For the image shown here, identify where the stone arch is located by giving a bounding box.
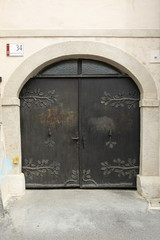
[2,41,158,99]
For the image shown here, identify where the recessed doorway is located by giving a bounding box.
[20,59,140,188]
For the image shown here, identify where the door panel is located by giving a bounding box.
[20,78,79,188]
[80,78,140,188]
[20,76,140,189]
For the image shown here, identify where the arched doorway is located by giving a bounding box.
[20,59,140,189]
[1,41,159,203]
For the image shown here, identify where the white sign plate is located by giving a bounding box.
[150,50,160,63]
[7,44,24,56]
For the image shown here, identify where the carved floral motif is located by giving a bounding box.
[101,91,139,109]
[23,158,60,180]
[64,169,97,186]
[106,138,117,149]
[64,170,79,186]
[101,158,138,179]
[20,88,58,108]
[44,138,55,149]
[82,169,97,185]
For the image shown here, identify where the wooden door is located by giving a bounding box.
[20,59,140,189]
[20,78,79,188]
[80,77,140,188]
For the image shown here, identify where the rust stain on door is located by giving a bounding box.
[38,106,77,127]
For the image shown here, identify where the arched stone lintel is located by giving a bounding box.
[2,41,158,100]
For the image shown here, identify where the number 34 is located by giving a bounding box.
[16,44,23,51]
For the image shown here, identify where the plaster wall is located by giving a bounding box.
[0,0,160,29]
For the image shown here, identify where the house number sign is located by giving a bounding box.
[7,43,24,56]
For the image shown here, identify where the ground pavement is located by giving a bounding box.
[0,190,160,240]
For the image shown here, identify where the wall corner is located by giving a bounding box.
[137,175,160,199]
[1,173,25,207]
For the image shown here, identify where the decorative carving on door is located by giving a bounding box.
[44,138,55,149]
[101,91,139,109]
[20,88,58,108]
[65,169,97,186]
[82,169,97,185]
[101,158,138,179]
[64,170,79,186]
[23,158,60,180]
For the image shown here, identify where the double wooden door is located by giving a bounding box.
[20,77,140,188]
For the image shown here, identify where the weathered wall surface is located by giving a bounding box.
[0,0,160,29]
[0,0,160,205]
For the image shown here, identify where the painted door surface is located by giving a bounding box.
[20,78,79,188]
[80,78,140,188]
[20,72,140,188]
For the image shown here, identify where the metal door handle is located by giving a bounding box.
[72,137,79,141]
[48,128,52,137]
[108,129,112,137]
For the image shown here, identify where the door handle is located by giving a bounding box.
[108,129,112,137]
[72,137,79,141]
[48,128,52,137]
